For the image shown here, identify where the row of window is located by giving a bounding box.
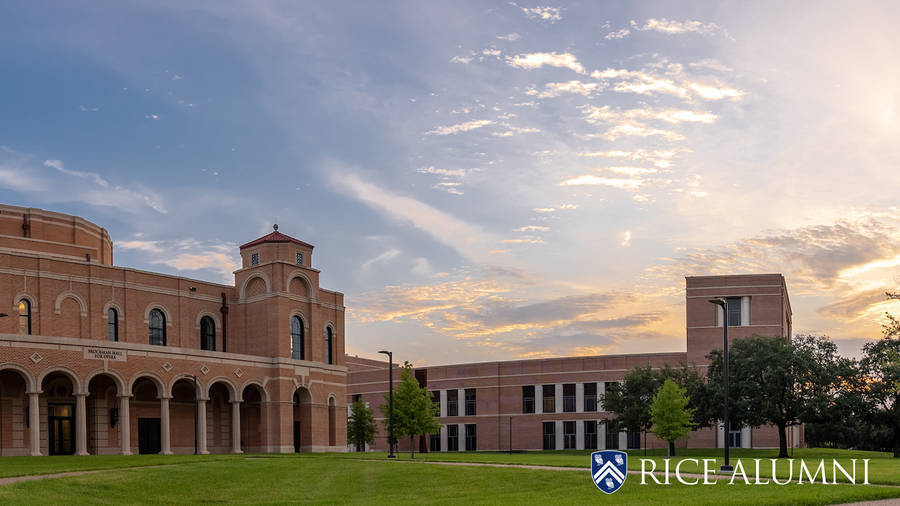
[17,298,334,364]
[249,251,304,266]
[428,424,477,452]
[430,388,476,417]
[542,421,640,450]
[522,382,604,414]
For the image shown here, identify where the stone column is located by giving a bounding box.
[28,391,41,456]
[598,421,607,450]
[75,393,88,456]
[554,420,564,450]
[554,384,563,414]
[439,390,447,418]
[575,383,584,414]
[119,395,132,455]
[160,396,172,455]
[576,420,585,450]
[534,385,542,415]
[231,400,243,454]
[197,399,209,454]
[618,431,628,450]
[439,425,447,452]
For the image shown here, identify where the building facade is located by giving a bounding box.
[0,204,347,456]
[347,274,798,452]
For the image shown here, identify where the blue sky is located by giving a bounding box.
[2,1,900,365]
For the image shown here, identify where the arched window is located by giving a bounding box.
[290,316,304,360]
[107,308,118,342]
[325,326,333,365]
[200,316,216,351]
[149,308,166,346]
[18,299,31,335]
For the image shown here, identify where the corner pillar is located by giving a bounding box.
[231,400,243,454]
[119,394,132,455]
[159,396,173,455]
[75,393,88,456]
[198,398,209,454]
[27,391,41,456]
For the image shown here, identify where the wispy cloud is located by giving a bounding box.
[426,119,494,135]
[507,52,586,74]
[631,18,731,39]
[559,175,644,189]
[527,80,600,98]
[518,5,562,22]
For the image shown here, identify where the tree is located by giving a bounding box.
[705,334,846,458]
[650,379,695,457]
[860,292,900,457]
[347,398,376,452]
[379,363,441,459]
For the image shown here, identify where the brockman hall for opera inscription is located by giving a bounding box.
[0,204,346,456]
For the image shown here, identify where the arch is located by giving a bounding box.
[200,315,216,351]
[102,301,125,321]
[294,385,313,404]
[194,311,221,330]
[37,365,84,394]
[327,393,338,405]
[206,377,238,402]
[54,290,88,316]
[324,323,335,365]
[167,373,205,399]
[285,270,316,298]
[290,314,305,360]
[239,272,271,300]
[148,308,166,346]
[239,380,269,402]
[85,369,126,396]
[11,292,37,313]
[0,362,37,392]
[128,371,167,398]
[143,303,173,326]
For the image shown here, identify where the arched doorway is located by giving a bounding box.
[170,377,198,454]
[131,376,163,454]
[328,396,336,447]
[207,381,235,454]
[41,372,78,455]
[240,384,266,453]
[0,369,31,456]
[292,387,312,452]
[86,374,122,455]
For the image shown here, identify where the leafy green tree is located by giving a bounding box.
[379,363,441,458]
[861,292,900,457]
[347,398,376,452]
[705,334,846,458]
[650,379,696,457]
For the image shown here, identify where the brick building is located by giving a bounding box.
[0,204,347,456]
[347,274,798,452]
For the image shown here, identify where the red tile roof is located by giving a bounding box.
[240,228,314,250]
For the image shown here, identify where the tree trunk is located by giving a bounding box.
[893,429,899,458]
[668,441,675,457]
[410,436,415,459]
[777,423,789,459]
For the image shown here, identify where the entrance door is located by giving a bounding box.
[48,403,76,455]
[293,421,301,452]
[138,418,161,454]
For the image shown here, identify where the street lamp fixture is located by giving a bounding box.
[378,350,396,459]
[708,297,734,473]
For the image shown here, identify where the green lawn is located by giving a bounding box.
[0,452,897,505]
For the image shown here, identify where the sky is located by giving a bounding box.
[2,1,900,366]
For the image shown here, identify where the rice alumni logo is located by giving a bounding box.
[591,450,628,494]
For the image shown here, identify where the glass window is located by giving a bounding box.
[563,421,576,449]
[107,308,118,342]
[605,421,619,449]
[429,433,441,452]
[18,299,31,335]
[464,388,476,416]
[325,326,334,364]
[447,425,459,451]
[563,384,576,413]
[431,390,440,415]
[627,430,641,449]
[465,423,476,451]
[542,385,555,413]
[584,421,598,450]
[584,383,597,412]
[729,430,742,448]
[351,394,361,403]
[542,421,555,450]
[200,316,215,351]
[522,385,535,414]
[296,252,303,266]
[726,297,742,327]
[149,309,166,346]
[447,390,458,416]
[291,316,304,360]
[250,252,259,265]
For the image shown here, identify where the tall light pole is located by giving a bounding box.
[708,298,734,473]
[378,350,396,458]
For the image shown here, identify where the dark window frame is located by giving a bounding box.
[325,326,334,364]
[149,308,166,346]
[291,316,305,360]
[583,382,597,412]
[447,425,459,451]
[464,388,476,416]
[563,421,576,449]
[200,316,216,351]
[584,420,598,450]
[726,296,742,327]
[562,383,576,413]
[250,252,259,265]
[18,299,31,335]
[542,421,555,450]
[107,308,118,342]
[522,385,535,414]
[542,384,555,413]
[464,423,477,451]
[447,390,458,417]
[296,252,303,266]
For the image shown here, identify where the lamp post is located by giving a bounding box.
[708,298,734,473]
[378,350,396,458]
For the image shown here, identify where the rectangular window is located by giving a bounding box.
[351,394,361,403]
[465,424,477,451]
[431,390,440,415]
[583,383,597,412]
[522,385,535,414]
[447,425,459,451]
[447,390,458,417]
[605,421,619,449]
[429,432,441,452]
[563,421,576,449]
[296,252,303,265]
[627,430,641,449]
[726,296,742,327]
[562,384,576,413]
[542,421,556,450]
[584,421,598,450]
[729,430,742,448]
[250,252,259,265]
[464,388,476,416]
[542,385,555,413]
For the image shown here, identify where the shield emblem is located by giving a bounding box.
[591,450,627,494]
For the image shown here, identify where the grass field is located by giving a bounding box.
[0,451,897,505]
